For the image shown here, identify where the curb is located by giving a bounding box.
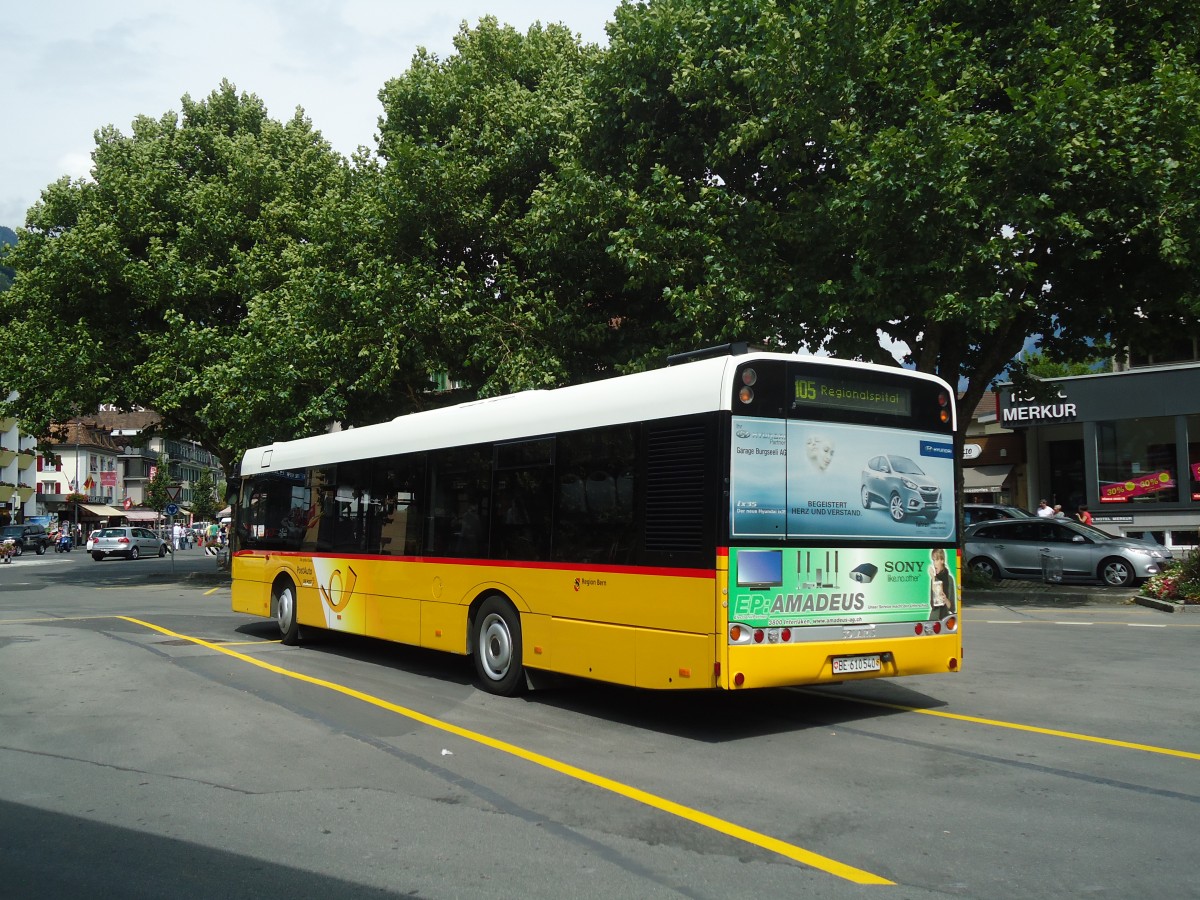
[963,585,1139,606]
[1133,595,1198,614]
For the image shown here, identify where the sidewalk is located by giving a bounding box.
[963,579,1140,607]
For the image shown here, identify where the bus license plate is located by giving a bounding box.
[832,655,881,675]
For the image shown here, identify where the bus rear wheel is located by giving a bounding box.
[473,596,525,696]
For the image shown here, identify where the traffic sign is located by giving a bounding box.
[167,484,183,502]
[165,503,179,517]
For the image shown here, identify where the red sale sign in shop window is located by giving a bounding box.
[1100,471,1175,502]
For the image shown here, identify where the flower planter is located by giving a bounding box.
[16,451,35,470]
[0,449,16,467]
[0,417,16,432]
[16,486,34,503]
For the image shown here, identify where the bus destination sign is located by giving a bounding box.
[792,375,911,417]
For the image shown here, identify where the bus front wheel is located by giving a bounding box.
[473,596,525,696]
[274,580,301,645]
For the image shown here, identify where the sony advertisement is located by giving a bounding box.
[730,417,956,542]
[729,546,958,628]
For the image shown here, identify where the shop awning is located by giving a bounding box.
[963,464,1013,491]
[123,509,161,521]
[81,503,127,518]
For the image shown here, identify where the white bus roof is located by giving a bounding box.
[243,352,953,474]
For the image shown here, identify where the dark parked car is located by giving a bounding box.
[963,503,1033,526]
[91,527,172,561]
[0,523,50,555]
[964,518,1172,587]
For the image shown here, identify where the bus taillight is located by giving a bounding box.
[739,368,757,404]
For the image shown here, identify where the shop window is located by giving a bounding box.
[1186,415,1200,503]
[1096,418,1179,505]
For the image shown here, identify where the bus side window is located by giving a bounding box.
[427,446,490,559]
[492,438,555,562]
[375,454,426,556]
[553,425,638,565]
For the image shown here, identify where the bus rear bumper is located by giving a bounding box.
[723,634,961,690]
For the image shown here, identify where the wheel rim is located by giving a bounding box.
[1104,561,1130,586]
[130,547,139,559]
[277,587,295,633]
[479,612,513,682]
[889,495,905,522]
[860,486,871,508]
[972,560,995,580]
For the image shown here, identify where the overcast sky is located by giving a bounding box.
[2,1,618,230]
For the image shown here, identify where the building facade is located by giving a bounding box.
[2,405,224,527]
[0,412,38,525]
[998,362,1200,552]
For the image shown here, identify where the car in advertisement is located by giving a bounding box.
[860,454,942,523]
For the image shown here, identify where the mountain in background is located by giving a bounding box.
[0,225,15,290]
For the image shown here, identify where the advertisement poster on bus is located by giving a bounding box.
[729,546,958,628]
[730,417,956,542]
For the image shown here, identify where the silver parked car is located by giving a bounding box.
[91,526,172,561]
[964,518,1172,587]
[962,503,1033,526]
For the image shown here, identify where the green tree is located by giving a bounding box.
[189,469,221,523]
[145,457,173,514]
[529,0,1200,419]
[369,18,602,395]
[0,82,367,471]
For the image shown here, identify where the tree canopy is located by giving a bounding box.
[0,82,356,471]
[1,3,1197,468]
[535,0,1200,420]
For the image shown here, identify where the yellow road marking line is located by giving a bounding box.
[0,615,121,624]
[119,615,892,885]
[826,694,1200,761]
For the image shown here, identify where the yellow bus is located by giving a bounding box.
[231,346,961,695]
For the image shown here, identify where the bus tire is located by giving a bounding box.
[275,579,302,645]
[473,596,525,696]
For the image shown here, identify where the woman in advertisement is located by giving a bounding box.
[929,547,956,620]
